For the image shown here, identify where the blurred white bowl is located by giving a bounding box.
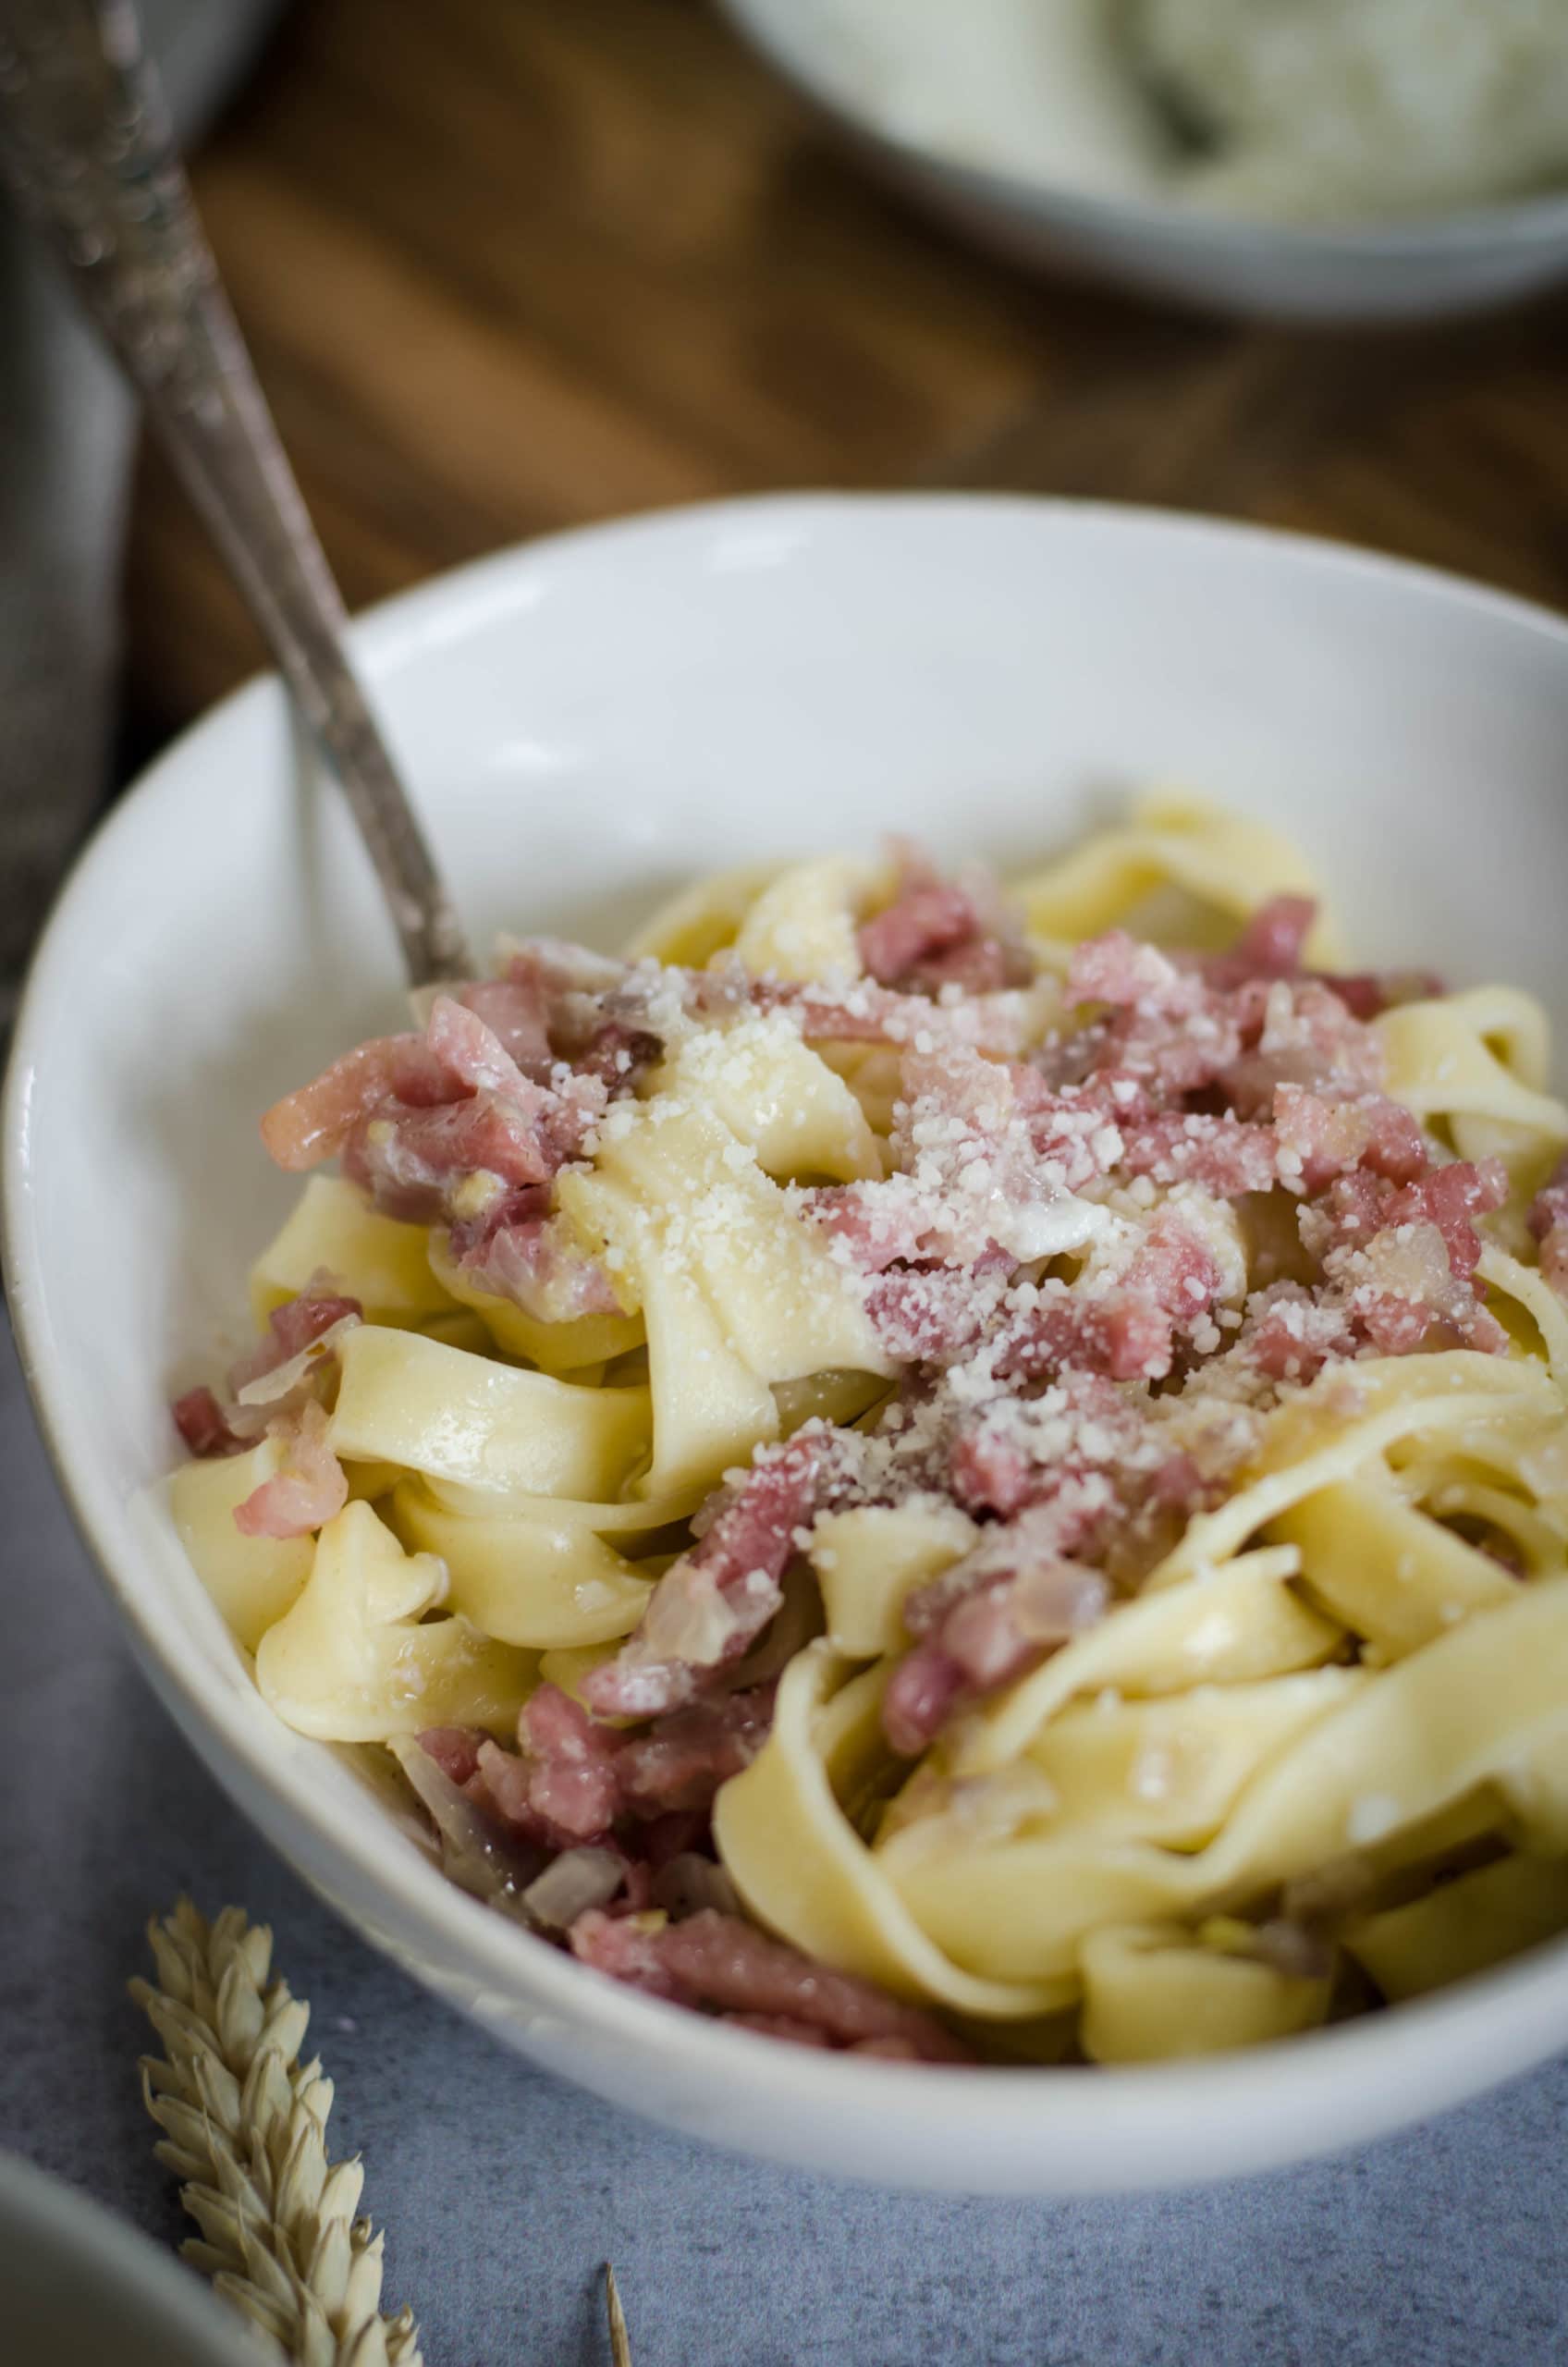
[720,0,1568,323]
[11,495,1568,2194]
[4,2154,251,2367]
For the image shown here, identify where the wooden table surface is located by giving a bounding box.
[126,0,1568,745]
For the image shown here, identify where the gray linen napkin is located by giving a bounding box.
[0,0,280,1025]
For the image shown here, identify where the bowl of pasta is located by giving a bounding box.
[11,493,1568,2194]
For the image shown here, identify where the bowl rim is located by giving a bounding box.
[12,488,1568,2189]
[717,0,1568,259]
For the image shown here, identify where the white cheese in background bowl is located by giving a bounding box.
[784,0,1175,202]
[1138,0,1568,225]
[720,0,1568,322]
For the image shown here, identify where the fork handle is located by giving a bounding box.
[0,0,472,987]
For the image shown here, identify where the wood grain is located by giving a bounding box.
[124,0,1568,742]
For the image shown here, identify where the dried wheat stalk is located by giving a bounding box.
[605,2263,632,2367]
[129,1898,422,2367]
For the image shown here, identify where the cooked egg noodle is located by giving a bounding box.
[173,800,1568,2059]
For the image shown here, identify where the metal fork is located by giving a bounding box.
[0,0,472,987]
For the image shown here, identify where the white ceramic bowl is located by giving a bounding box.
[719,0,1568,324]
[3,2153,252,2367]
[11,495,1568,2195]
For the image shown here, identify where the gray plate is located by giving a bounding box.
[3,2152,251,2367]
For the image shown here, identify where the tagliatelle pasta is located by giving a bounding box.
[327,1326,654,1499]
[170,1441,316,1652]
[253,1498,538,1742]
[168,793,1568,2067]
[388,1478,657,1650]
[1014,792,1340,964]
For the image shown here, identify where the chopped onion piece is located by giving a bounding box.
[1249,1919,1333,1981]
[521,1846,627,1931]
[387,1734,542,1907]
[651,1853,742,1922]
[235,1316,359,1406]
[720,1565,822,1692]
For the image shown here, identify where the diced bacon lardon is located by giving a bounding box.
[1196,897,1442,1019]
[341,1073,603,1222]
[575,1021,664,1094]
[1283,1157,1510,1361]
[447,975,554,1077]
[570,1908,972,2061]
[583,1432,839,1719]
[504,934,630,1007]
[948,1425,1036,1519]
[425,994,541,1102]
[902,1486,1114,1652]
[863,1263,996,1367]
[430,1682,777,1855]
[227,1283,361,1397]
[173,1281,361,1478]
[1273,1085,1428,1194]
[262,981,608,1240]
[1403,1159,1510,1282]
[1045,945,1386,1117]
[1311,967,1444,1021]
[756,975,1039,1059]
[1119,1111,1278,1196]
[474,1685,625,1851]
[858,880,982,988]
[1200,894,1317,987]
[1321,1158,1507,1282]
[912,935,1012,996]
[1529,1150,1568,1297]
[232,1401,348,1539]
[1067,928,1200,1017]
[1528,1149,1568,1245]
[947,1373,1134,1518]
[881,1423,1218,1753]
[172,1385,241,1458]
[1219,979,1385,1116]
[885,1527,1110,1756]
[419,1726,484,1787]
[1240,1285,1358,1385]
[615,1686,778,1817]
[893,1046,1115,1263]
[259,1033,453,1171]
[804,1178,933,1273]
[448,1203,623,1319]
[996,1218,1224,1385]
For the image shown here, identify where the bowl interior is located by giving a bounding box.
[14,494,1568,2191]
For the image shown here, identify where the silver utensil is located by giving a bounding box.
[0,0,472,987]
